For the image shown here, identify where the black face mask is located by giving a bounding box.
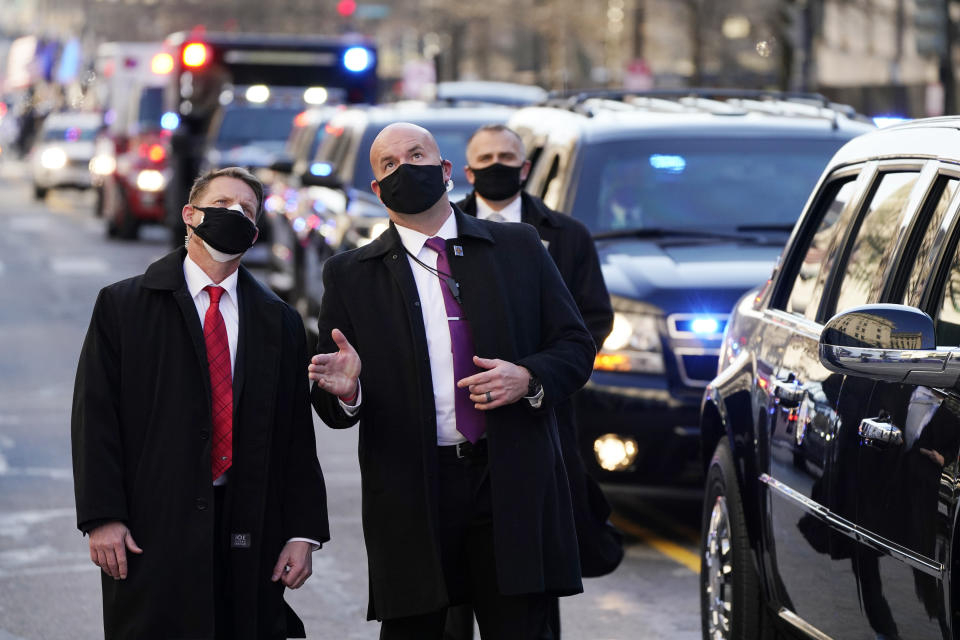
[188,206,258,260]
[470,163,523,201]
[376,163,446,215]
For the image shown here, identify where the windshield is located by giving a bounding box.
[43,126,99,142]
[215,107,300,146]
[570,137,850,234]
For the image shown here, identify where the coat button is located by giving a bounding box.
[392,254,398,260]
[414,301,420,307]
[200,431,209,440]
[195,498,207,511]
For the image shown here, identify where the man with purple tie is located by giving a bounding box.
[308,123,595,640]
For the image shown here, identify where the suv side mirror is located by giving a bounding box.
[300,161,341,188]
[818,303,960,387]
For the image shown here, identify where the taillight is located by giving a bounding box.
[148,144,165,163]
[182,42,208,68]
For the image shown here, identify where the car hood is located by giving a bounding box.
[597,237,782,313]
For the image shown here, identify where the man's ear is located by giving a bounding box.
[442,157,453,182]
[464,166,475,185]
[370,179,381,198]
[520,160,532,182]
[181,204,196,227]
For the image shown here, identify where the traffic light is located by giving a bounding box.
[337,0,356,17]
[915,0,947,56]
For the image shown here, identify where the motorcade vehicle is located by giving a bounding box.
[266,102,513,322]
[699,115,960,640]
[508,89,875,497]
[160,30,378,246]
[88,41,171,238]
[31,111,103,199]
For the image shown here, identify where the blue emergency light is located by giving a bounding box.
[342,47,373,73]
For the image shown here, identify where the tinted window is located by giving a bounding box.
[936,245,960,346]
[900,178,958,305]
[783,178,859,319]
[571,137,850,234]
[137,87,164,130]
[832,172,919,315]
[216,107,300,145]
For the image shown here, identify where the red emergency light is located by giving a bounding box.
[182,43,208,68]
[337,0,356,16]
[148,144,166,163]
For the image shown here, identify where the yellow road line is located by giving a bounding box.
[610,513,701,574]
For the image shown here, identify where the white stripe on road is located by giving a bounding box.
[49,257,109,276]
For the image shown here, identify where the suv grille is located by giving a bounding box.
[674,350,721,387]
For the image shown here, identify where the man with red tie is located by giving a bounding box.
[309,123,595,639]
[72,167,329,639]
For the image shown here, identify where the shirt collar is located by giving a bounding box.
[476,193,523,223]
[183,254,239,303]
[394,208,459,256]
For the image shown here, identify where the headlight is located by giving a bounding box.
[89,154,116,175]
[40,147,67,170]
[136,169,165,192]
[594,307,664,374]
[594,434,638,471]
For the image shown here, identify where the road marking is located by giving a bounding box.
[49,257,109,276]
[611,513,700,574]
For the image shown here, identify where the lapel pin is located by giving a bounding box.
[453,245,464,256]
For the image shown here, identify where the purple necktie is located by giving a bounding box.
[424,237,486,443]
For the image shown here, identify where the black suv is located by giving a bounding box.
[509,90,874,495]
[700,117,960,639]
[265,102,513,323]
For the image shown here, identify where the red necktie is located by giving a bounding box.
[424,237,486,443]
[204,285,233,480]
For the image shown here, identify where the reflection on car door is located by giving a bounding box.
[760,175,868,637]
[847,180,960,638]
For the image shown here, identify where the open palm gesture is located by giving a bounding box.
[308,328,362,398]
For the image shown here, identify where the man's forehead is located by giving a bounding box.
[204,176,257,203]
[469,129,523,154]
[371,124,437,160]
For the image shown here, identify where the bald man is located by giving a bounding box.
[308,123,595,639]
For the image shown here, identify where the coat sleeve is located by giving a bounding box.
[515,228,596,411]
[282,309,330,544]
[570,224,613,350]
[310,255,361,429]
[71,288,128,532]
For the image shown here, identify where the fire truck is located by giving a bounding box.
[160,31,378,246]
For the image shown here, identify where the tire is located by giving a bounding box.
[700,439,766,640]
[114,184,139,240]
[33,185,47,200]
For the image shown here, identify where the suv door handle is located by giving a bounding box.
[771,376,804,408]
[859,417,903,447]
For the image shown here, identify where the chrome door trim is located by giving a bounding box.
[762,308,822,341]
[760,473,944,578]
[777,608,834,640]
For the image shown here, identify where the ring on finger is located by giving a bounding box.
[485,391,493,403]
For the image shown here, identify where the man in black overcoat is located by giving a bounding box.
[449,126,623,638]
[72,167,329,640]
[308,123,595,639]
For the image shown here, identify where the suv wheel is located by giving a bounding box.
[700,440,765,640]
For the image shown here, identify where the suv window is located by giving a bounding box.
[570,137,847,234]
[782,178,860,319]
[831,171,920,315]
[900,178,959,306]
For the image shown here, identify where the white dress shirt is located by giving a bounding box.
[183,256,320,550]
[476,193,523,224]
[394,211,466,445]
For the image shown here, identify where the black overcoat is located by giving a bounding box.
[311,207,596,620]
[459,191,623,577]
[72,248,329,640]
